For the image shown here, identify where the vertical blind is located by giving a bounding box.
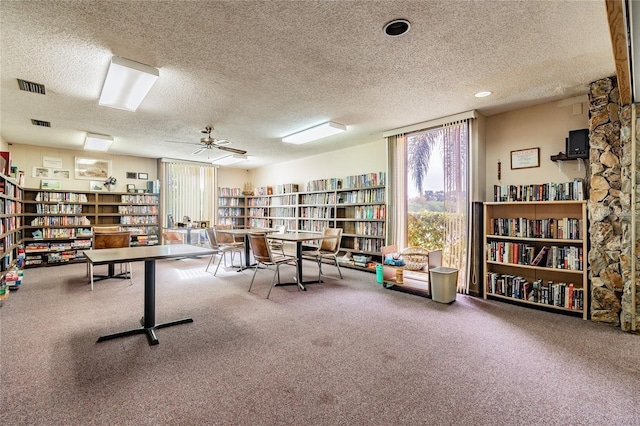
[163,161,217,225]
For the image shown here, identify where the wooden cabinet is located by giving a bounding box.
[483,201,588,319]
[22,189,159,267]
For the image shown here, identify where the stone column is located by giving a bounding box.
[588,76,625,325]
[619,105,640,331]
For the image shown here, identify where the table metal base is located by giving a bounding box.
[97,316,193,346]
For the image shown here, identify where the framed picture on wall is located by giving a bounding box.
[33,167,51,178]
[89,181,104,191]
[51,169,71,179]
[510,147,540,169]
[138,172,148,180]
[40,180,61,190]
[126,172,137,179]
[75,157,111,180]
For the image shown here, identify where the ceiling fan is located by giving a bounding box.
[173,126,247,155]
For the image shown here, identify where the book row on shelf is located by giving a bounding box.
[30,216,91,226]
[219,208,244,217]
[306,178,342,192]
[218,187,243,197]
[270,207,296,217]
[36,228,93,239]
[34,192,88,202]
[121,194,158,204]
[269,195,297,207]
[300,192,336,205]
[218,198,243,206]
[487,272,584,311]
[352,205,386,220]
[300,207,334,219]
[2,217,21,234]
[338,188,385,204]
[26,240,92,253]
[490,217,582,240]
[487,242,583,271]
[343,172,386,189]
[493,178,585,202]
[2,198,21,215]
[35,203,83,214]
[117,205,159,214]
[119,215,158,225]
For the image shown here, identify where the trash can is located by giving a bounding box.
[429,267,458,303]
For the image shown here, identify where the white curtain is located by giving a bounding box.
[386,134,407,250]
[162,161,217,227]
[442,121,469,293]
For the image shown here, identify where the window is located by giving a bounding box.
[162,161,216,227]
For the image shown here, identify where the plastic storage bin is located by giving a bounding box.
[429,267,458,303]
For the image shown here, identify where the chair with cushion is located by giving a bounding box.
[247,233,298,299]
[303,227,343,282]
[89,231,133,291]
[207,225,244,275]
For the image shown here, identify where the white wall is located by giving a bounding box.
[217,167,249,190]
[248,139,387,189]
[9,144,157,192]
[485,99,589,200]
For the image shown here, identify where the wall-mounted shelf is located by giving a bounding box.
[550,152,588,162]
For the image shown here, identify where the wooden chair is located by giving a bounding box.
[162,231,184,245]
[248,233,298,299]
[207,226,244,275]
[89,231,133,291]
[303,227,343,282]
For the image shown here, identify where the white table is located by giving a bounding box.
[267,232,332,290]
[84,244,218,345]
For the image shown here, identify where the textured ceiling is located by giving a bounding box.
[0,1,615,168]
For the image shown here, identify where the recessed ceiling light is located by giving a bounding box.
[383,19,410,37]
[474,91,492,98]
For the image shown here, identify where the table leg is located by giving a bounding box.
[97,259,193,346]
[92,262,129,282]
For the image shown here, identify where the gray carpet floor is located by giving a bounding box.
[1,256,639,425]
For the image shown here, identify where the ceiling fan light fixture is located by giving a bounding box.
[99,56,159,112]
[282,121,346,144]
[84,133,113,151]
[211,154,248,165]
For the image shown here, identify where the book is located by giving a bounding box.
[530,246,548,266]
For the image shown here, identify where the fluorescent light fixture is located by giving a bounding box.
[474,91,492,98]
[99,56,159,111]
[211,154,248,165]
[84,133,113,151]
[282,121,346,144]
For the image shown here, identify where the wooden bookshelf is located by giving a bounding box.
[22,189,159,267]
[228,173,387,269]
[483,200,588,319]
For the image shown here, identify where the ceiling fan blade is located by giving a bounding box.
[217,146,247,155]
[191,148,206,155]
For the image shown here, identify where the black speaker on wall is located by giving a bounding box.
[566,128,589,159]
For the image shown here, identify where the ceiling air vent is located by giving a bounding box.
[31,119,51,127]
[17,79,46,95]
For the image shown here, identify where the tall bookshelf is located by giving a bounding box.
[232,172,387,268]
[217,187,246,227]
[1,173,23,276]
[484,181,588,319]
[22,189,159,267]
